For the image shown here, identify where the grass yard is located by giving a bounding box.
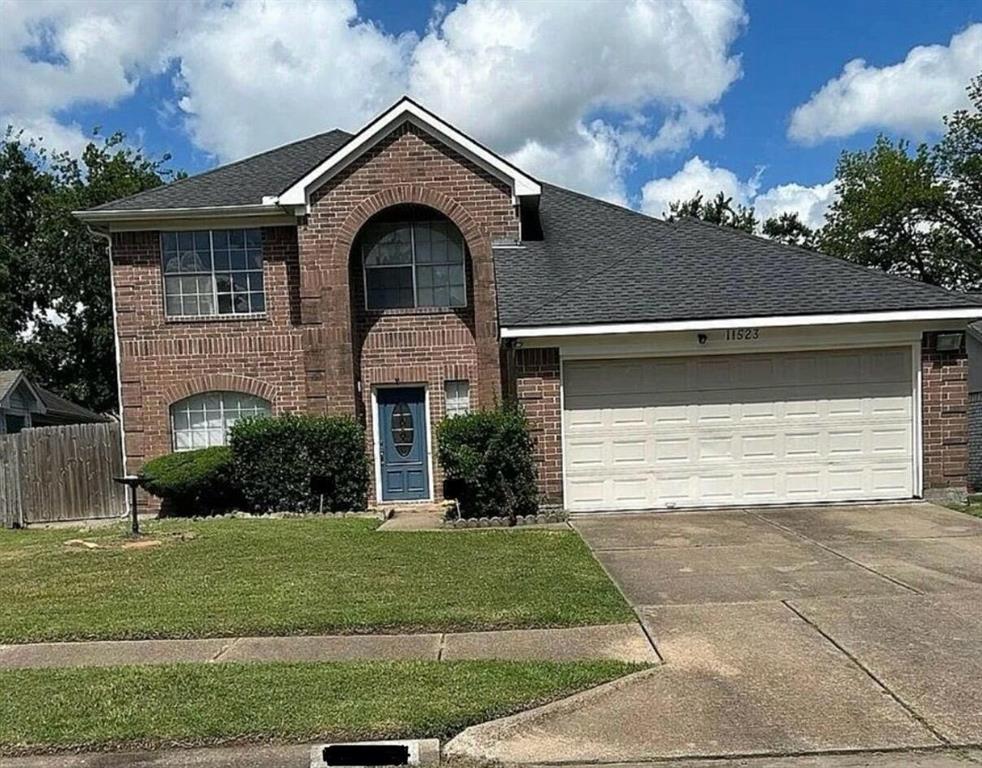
[0,660,642,753]
[0,517,633,643]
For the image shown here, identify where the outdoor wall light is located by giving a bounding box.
[936,332,964,352]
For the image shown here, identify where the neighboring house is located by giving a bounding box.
[0,370,107,434]
[76,98,982,512]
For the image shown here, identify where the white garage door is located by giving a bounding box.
[563,347,914,511]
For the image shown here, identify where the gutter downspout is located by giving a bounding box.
[86,225,127,516]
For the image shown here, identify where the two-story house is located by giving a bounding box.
[77,98,982,512]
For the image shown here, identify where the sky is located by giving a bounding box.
[2,0,980,229]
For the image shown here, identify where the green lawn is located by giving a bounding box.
[0,660,641,754]
[0,517,633,643]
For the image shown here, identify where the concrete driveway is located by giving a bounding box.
[448,502,982,764]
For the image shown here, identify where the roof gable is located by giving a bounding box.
[274,98,541,212]
[0,370,45,413]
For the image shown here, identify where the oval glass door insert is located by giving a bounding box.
[391,402,415,457]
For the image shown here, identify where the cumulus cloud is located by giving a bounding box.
[0,0,189,151]
[640,156,836,229]
[2,0,747,201]
[789,24,982,143]
[640,156,760,218]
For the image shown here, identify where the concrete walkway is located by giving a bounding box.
[0,622,657,669]
[447,503,982,764]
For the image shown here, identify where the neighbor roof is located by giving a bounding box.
[86,129,352,212]
[494,183,982,329]
[0,370,104,422]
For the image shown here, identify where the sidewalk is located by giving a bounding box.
[0,622,656,669]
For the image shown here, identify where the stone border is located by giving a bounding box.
[442,510,568,529]
[179,510,388,523]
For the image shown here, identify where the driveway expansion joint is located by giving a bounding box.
[782,599,949,746]
[748,511,923,595]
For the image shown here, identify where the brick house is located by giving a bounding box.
[77,98,982,511]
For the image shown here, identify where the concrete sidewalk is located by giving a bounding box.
[0,622,657,669]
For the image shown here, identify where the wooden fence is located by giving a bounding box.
[0,422,125,527]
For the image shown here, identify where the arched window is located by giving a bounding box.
[170,392,270,451]
[361,211,466,310]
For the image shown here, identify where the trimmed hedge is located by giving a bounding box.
[437,406,538,521]
[140,446,239,517]
[230,414,369,513]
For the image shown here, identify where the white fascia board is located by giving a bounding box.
[501,308,982,339]
[276,98,541,209]
[73,204,282,223]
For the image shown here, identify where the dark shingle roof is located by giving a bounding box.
[37,387,106,423]
[89,129,353,212]
[494,183,982,328]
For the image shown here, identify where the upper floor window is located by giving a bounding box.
[361,220,466,310]
[161,229,265,318]
[170,391,270,451]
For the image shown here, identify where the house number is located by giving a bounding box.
[724,328,760,341]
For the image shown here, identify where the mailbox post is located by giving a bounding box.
[113,475,142,535]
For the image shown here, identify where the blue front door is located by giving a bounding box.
[377,387,429,501]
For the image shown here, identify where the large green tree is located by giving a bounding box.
[667,191,759,233]
[0,130,175,412]
[820,75,982,289]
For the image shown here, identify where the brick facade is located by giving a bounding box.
[512,348,563,505]
[921,332,969,499]
[113,123,519,504]
[113,226,306,474]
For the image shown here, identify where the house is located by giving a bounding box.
[0,370,107,434]
[75,98,982,512]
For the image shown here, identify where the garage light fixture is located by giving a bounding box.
[936,332,963,352]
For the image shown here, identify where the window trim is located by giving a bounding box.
[169,391,271,451]
[361,220,468,312]
[160,229,266,321]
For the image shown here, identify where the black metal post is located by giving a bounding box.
[129,481,139,535]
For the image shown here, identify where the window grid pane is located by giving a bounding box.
[363,220,466,310]
[171,392,271,451]
[162,229,264,318]
[444,380,470,417]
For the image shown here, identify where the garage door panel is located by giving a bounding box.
[563,348,914,511]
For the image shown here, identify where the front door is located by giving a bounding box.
[377,387,429,501]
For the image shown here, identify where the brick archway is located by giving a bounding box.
[162,374,277,409]
[329,185,501,408]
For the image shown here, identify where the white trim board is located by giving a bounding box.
[276,98,541,211]
[502,308,982,339]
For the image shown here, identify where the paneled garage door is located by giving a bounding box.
[562,347,914,511]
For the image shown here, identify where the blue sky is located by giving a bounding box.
[3,0,980,227]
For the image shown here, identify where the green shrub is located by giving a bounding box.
[140,446,239,517]
[437,406,538,521]
[230,414,369,513]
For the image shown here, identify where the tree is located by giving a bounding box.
[762,211,816,249]
[667,191,758,233]
[0,130,175,412]
[819,76,982,289]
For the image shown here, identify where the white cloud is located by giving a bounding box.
[0,0,188,151]
[171,0,415,162]
[640,156,836,229]
[753,181,836,230]
[640,156,759,218]
[789,24,982,144]
[2,0,747,200]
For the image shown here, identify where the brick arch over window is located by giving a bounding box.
[330,185,501,408]
[162,375,278,409]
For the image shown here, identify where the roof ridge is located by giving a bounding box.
[87,128,353,212]
[540,182,671,230]
[677,216,982,305]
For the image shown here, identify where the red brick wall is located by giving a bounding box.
[112,122,521,506]
[112,226,306,474]
[512,348,563,505]
[921,332,968,497]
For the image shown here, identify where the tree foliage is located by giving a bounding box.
[0,130,175,412]
[667,191,759,233]
[761,211,816,249]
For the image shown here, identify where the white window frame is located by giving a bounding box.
[361,220,467,311]
[160,229,265,319]
[170,391,271,451]
[444,380,471,417]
